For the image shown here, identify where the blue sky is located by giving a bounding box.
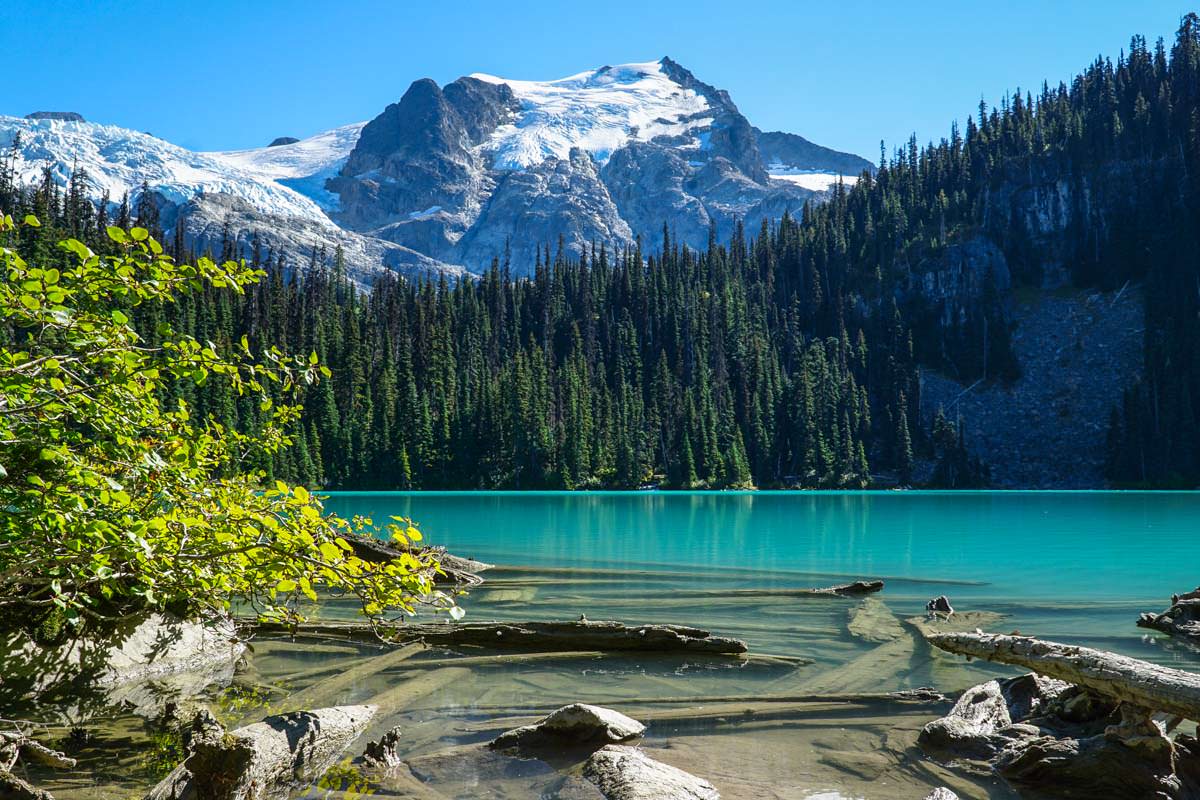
[0,1,1191,159]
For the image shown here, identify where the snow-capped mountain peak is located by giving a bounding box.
[469,59,712,169]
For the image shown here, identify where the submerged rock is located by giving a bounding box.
[147,704,375,800]
[491,704,645,752]
[584,745,719,800]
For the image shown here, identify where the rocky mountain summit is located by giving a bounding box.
[2,58,870,281]
[330,58,871,274]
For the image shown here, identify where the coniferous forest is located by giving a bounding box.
[6,16,1200,488]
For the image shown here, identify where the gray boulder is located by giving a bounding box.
[491,703,645,751]
[584,745,719,800]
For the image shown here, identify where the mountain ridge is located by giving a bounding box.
[1,57,872,281]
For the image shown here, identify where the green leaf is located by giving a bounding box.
[111,310,129,325]
[130,227,149,241]
[106,226,128,243]
[23,214,40,227]
[19,295,40,310]
[275,579,297,593]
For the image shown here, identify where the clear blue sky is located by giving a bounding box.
[0,1,1192,159]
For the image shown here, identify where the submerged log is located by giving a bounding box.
[927,632,1200,722]
[147,704,375,800]
[250,618,747,654]
[654,580,884,600]
[1138,594,1200,645]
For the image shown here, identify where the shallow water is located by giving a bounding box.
[22,492,1200,799]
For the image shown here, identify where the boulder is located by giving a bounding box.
[146,704,375,800]
[584,745,719,800]
[491,704,645,751]
[919,673,1072,759]
[924,790,959,800]
[0,612,244,719]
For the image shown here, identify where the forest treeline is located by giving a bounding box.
[6,15,1200,487]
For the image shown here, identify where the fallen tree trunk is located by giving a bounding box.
[927,632,1200,722]
[1138,596,1200,645]
[147,705,375,800]
[626,580,884,600]
[340,533,492,587]
[249,618,747,654]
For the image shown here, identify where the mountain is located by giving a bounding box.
[330,58,871,273]
[0,58,872,280]
[0,115,462,284]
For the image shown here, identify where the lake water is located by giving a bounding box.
[33,492,1200,799]
[324,490,1200,653]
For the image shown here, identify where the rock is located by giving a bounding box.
[361,725,404,768]
[919,673,1070,759]
[926,595,954,617]
[924,790,959,800]
[491,704,645,751]
[267,137,299,147]
[146,704,375,800]
[584,744,719,800]
[24,111,84,122]
[0,612,244,719]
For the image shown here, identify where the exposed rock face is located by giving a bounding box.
[490,704,645,751]
[905,235,1011,327]
[147,704,375,800]
[754,128,875,177]
[328,75,519,260]
[920,285,1143,488]
[24,111,84,122]
[267,136,299,147]
[328,58,853,275]
[584,745,720,800]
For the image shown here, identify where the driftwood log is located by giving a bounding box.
[147,704,375,800]
[1138,592,1200,645]
[250,618,747,654]
[927,631,1200,722]
[341,533,492,587]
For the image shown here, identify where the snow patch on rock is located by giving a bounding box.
[470,60,712,169]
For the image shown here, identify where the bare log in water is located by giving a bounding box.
[927,631,1200,722]
[248,618,748,654]
[340,533,492,587]
[1137,594,1200,645]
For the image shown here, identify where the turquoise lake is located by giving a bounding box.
[322,490,1200,670]
[35,492,1200,799]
